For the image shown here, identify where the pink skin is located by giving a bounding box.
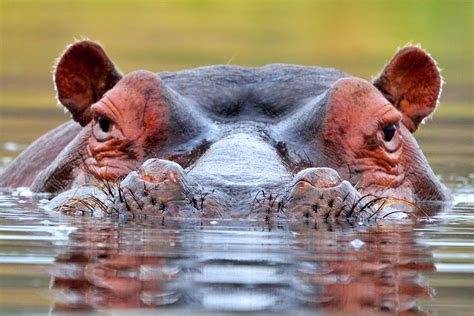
[322,78,448,201]
[323,78,408,198]
[83,71,170,181]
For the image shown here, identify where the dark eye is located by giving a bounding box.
[98,117,112,133]
[382,124,397,142]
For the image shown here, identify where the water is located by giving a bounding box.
[0,190,473,314]
[0,111,473,314]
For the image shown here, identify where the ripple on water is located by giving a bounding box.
[0,188,473,313]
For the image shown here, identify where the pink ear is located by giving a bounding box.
[373,46,442,132]
[54,40,122,126]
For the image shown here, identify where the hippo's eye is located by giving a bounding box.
[382,123,397,142]
[98,117,112,133]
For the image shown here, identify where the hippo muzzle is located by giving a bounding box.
[51,157,376,223]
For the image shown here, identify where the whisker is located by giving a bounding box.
[382,210,419,220]
[368,200,387,220]
[128,188,143,211]
[118,186,124,203]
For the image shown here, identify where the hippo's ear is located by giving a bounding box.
[373,46,442,133]
[54,40,122,126]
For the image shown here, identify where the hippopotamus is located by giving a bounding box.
[0,40,450,221]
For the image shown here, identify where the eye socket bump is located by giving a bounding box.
[382,123,397,142]
[98,116,113,133]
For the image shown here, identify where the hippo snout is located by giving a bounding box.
[50,158,392,223]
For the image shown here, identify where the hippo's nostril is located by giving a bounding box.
[139,159,185,183]
[291,167,343,189]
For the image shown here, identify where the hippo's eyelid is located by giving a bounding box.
[378,110,402,129]
[91,98,119,124]
[91,106,116,126]
[102,95,122,120]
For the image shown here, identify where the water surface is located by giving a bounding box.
[0,188,473,314]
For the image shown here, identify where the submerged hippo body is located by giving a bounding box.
[0,41,450,221]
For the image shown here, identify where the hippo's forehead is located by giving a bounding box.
[158,64,348,118]
[104,70,164,103]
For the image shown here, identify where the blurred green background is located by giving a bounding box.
[0,0,473,175]
[1,0,472,106]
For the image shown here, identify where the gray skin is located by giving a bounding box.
[0,41,450,222]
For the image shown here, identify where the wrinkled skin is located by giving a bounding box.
[0,40,450,221]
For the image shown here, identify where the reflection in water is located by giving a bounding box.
[2,189,474,314]
[47,218,434,314]
[50,224,183,310]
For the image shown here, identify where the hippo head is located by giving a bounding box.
[32,40,449,221]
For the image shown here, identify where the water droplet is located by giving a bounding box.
[350,239,365,249]
[4,142,23,152]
